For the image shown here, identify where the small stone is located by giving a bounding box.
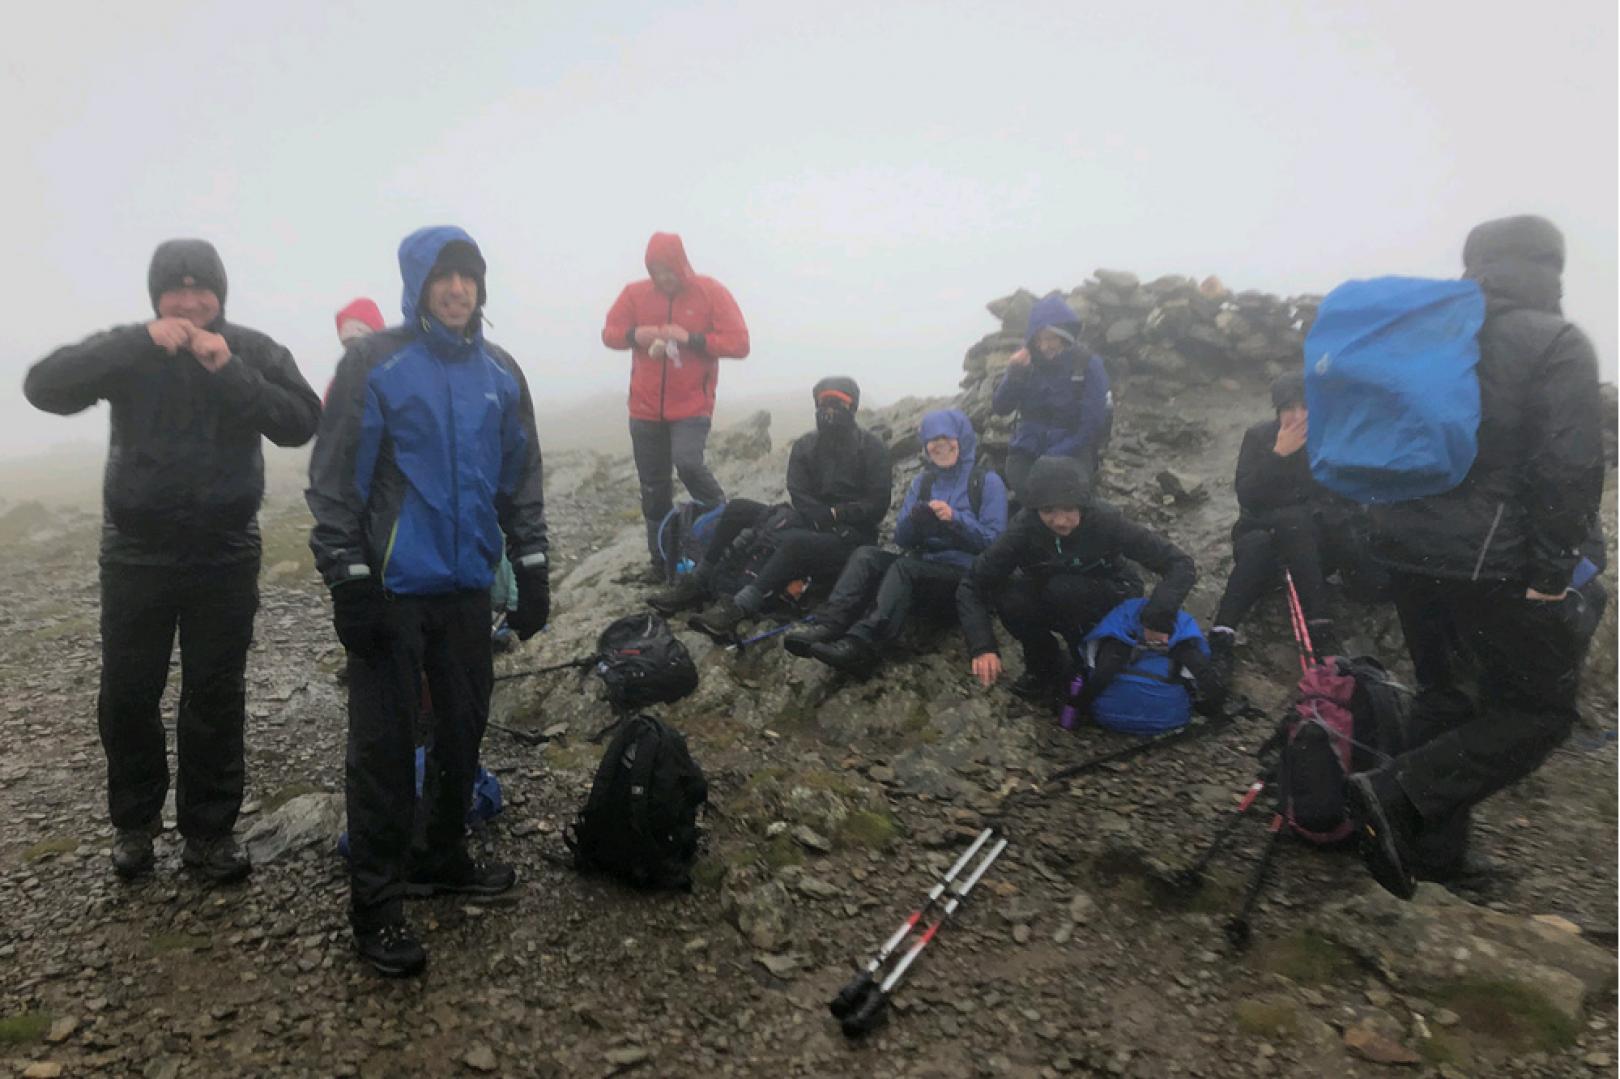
[45,1017,78,1043]
[795,875,841,899]
[1068,892,1095,924]
[765,821,789,838]
[1013,924,1032,945]
[1533,914,1583,935]
[603,1046,650,1067]
[1052,922,1074,945]
[790,825,833,854]
[756,953,798,977]
[24,1065,64,1079]
[463,1045,497,1072]
[1343,1024,1421,1066]
[1585,1051,1612,1068]
[1433,1008,1460,1027]
[868,765,897,784]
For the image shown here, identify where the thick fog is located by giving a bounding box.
[1,0,1614,461]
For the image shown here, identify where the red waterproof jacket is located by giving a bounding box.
[602,233,750,421]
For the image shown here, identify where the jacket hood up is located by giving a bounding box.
[812,375,861,412]
[644,232,695,287]
[919,408,977,477]
[1463,215,1564,315]
[1024,293,1084,348]
[398,225,485,331]
[148,239,228,317]
[335,297,385,336]
[1024,455,1089,510]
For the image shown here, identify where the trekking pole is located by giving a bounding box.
[1283,570,1315,672]
[487,720,548,746]
[1173,772,1271,891]
[727,618,811,653]
[828,827,996,1020]
[841,837,1010,1038]
[492,655,597,683]
[1225,813,1284,950]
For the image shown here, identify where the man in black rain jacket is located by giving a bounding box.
[1349,215,1605,899]
[958,455,1196,704]
[23,239,321,884]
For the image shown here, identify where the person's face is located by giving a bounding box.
[156,285,220,328]
[1279,403,1308,427]
[924,436,960,469]
[337,319,375,345]
[426,271,479,331]
[1039,506,1082,536]
[650,262,681,296]
[1032,328,1067,361]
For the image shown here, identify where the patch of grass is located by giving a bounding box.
[690,856,731,892]
[1418,1029,1468,1067]
[23,836,80,862]
[545,743,592,772]
[794,769,858,797]
[1428,977,1579,1054]
[149,932,212,955]
[1253,930,1359,986]
[761,834,804,871]
[836,810,899,851]
[0,1011,51,1045]
[1233,998,1299,1039]
[261,782,323,813]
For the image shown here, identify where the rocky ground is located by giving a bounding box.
[2,288,1616,1077]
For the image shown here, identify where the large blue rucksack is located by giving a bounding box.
[1081,600,1208,735]
[1303,277,1486,504]
[657,501,728,583]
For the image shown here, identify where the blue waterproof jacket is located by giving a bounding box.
[306,226,547,596]
[893,409,1008,569]
[991,294,1112,459]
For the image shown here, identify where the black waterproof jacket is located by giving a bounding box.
[1370,217,1604,593]
[958,499,1196,656]
[785,425,892,546]
[24,322,320,565]
[1229,419,1358,540]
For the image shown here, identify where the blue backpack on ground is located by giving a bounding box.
[337,748,503,858]
[657,501,728,583]
[1081,600,1208,735]
[1303,277,1486,504]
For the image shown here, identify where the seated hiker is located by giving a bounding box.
[1207,372,1379,682]
[958,456,1196,706]
[649,376,892,638]
[1075,599,1224,726]
[786,408,1008,677]
[991,293,1111,503]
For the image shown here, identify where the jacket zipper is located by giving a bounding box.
[446,360,460,584]
[658,296,674,421]
[1470,502,1505,582]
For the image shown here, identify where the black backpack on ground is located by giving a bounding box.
[564,715,708,890]
[593,613,699,715]
[708,503,811,604]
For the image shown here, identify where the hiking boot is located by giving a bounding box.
[404,857,517,899]
[355,922,427,978]
[808,635,880,678]
[1345,770,1418,900]
[1420,849,1513,896]
[1009,670,1062,707]
[1208,627,1236,690]
[783,620,844,658]
[182,835,252,884]
[649,575,707,616]
[112,819,161,880]
[630,561,668,587]
[690,597,747,639]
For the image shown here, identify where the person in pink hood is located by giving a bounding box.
[603,233,750,580]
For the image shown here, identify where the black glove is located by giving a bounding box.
[507,566,550,641]
[332,577,389,662]
[908,503,937,529]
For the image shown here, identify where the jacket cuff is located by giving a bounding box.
[209,355,261,409]
[1528,560,1573,596]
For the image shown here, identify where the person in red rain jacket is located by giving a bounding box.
[602,233,750,581]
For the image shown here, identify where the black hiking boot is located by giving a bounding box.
[1345,769,1418,900]
[182,835,252,884]
[355,922,427,978]
[783,620,844,658]
[112,819,161,880]
[1208,627,1236,691]
[629,561,667,587]
[807,635,880,678]
[649,575,708,616]
[1009,670,1062,708]
[690,597,747,640]
[404,857,517,899]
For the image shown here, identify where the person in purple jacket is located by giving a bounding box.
[992,293,1112,503]
[786,409,1008,677]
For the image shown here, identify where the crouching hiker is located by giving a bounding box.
[787,408,1007,677]
[650,377,892,639]
[308,227,549,976]
[23,239,321,883]
[958,456,1196,707]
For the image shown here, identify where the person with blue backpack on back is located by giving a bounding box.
[785,408,1009,677]
[991,293,1112,503]
[307,227,550,976]
[1343,216,1605,901]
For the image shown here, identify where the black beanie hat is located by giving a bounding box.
[1270,371,1306,412]
[428,239,488,307]
[812,375,861,412]
[1023,456,1089,511]
[148,239,227,314]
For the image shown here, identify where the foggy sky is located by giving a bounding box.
[2,0,1615,460]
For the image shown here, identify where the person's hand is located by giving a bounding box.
[929,500,954,522]
[1526,587,1570,603]
[147,318,192,355]
[633,326,660,349]
[661,324,691,345]
[186,326,232,372]
[507,566,551,640]
[1142,627,1170,645]
[1274,413,1308,457]
[331,578,390,663]
[1006,348,1031,368]
[971,652,1002,687]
